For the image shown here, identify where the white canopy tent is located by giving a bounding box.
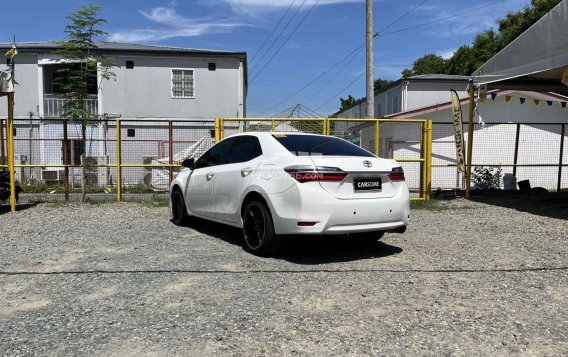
[472,0,568,95]
[464,0,568,198]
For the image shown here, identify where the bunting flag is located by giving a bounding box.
[513,97,568,107]
[505,96,512,102]
[479,85,487,102]
[491,92,497,101]
[5,44,17,58]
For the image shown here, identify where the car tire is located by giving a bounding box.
[171,189,189,225]
[242,200,278,256]
[352,231,385,244]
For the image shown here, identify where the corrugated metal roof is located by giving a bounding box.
[0,41,246,57]
[406,74,471,81]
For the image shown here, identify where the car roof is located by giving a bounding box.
[227,132,325,138]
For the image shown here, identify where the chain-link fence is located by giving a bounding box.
[431,122,567,192]
[8,118,563,205]
[0,118,215,203]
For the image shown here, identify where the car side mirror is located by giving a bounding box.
[181,158,195,169]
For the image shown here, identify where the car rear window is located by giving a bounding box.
[272,134,374,157]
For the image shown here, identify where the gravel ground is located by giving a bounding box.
[0,195,567,356]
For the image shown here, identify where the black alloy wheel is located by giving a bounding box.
[243,200,278,256]
[171,189,188,225]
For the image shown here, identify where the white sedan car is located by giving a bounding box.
[170,132,410,255]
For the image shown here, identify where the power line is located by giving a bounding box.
[307,45,365,103]
[250,0,308,75]
[250,0,321,84]
[381,0,506,36]
[250,0,298,63]
[378,0,430,34]
[315,71,366,111]
[255,43,365,117]
[257,0,506,116]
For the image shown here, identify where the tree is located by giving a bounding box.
[55,5,114,202]
[374,79,393,92]
[339,95,359,111]
[497,0,562,49]
[402,54,447,77]
[402,0,562,77]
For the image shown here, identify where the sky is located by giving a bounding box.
[0,0,532,117]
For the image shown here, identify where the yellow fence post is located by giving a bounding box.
[214,117,220,142]
[375,120,380,156]
[425,120,433,201]
[465,81,475,199]
[420,121,427,201]
[324,118,330,136]
[116,119,122,202]
[7,93,16,212]
[271,119,276,132]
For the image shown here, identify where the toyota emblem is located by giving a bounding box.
[363,160,372,168]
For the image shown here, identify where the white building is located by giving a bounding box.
[0,42,247,186]
[333,74,470,119]
[332,75,568,192]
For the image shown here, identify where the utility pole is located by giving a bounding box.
[366,0,375,119]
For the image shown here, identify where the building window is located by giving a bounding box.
[208,63,216,71]
[392,96,399,113]
[126,60,134,69]
[171,69,195,98]
[127,129,135,137]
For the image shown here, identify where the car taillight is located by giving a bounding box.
[284,165,347,183]
[388,167,405,181]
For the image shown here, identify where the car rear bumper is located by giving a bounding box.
[266,183,410,235]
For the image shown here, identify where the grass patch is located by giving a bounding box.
[411,200,475,211]
[411,200,448,211]
[41,198,169,207]
[123,199,170,208]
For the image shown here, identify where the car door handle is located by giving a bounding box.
[206,172,215,180]
[241,168,253,177]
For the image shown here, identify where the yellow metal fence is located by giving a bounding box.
[216,118,433,201]
[1,117,432,211]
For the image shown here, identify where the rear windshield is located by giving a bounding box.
[272,134,374,157]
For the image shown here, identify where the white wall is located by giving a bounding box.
[334,80,468,119]
[375,85,403,116]
[0,53,40,118]
[406,81,468,111]
[0,51,244,120]
[102,55,242,119]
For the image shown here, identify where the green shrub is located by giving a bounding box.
[472,166,503,190]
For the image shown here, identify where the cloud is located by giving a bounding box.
[217,0,363,17]
[436,48,456,59]
[399,0,531,38]
[221,0,362,8]
[108,6,249,42]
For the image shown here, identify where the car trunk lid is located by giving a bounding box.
[309,157,401,199]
